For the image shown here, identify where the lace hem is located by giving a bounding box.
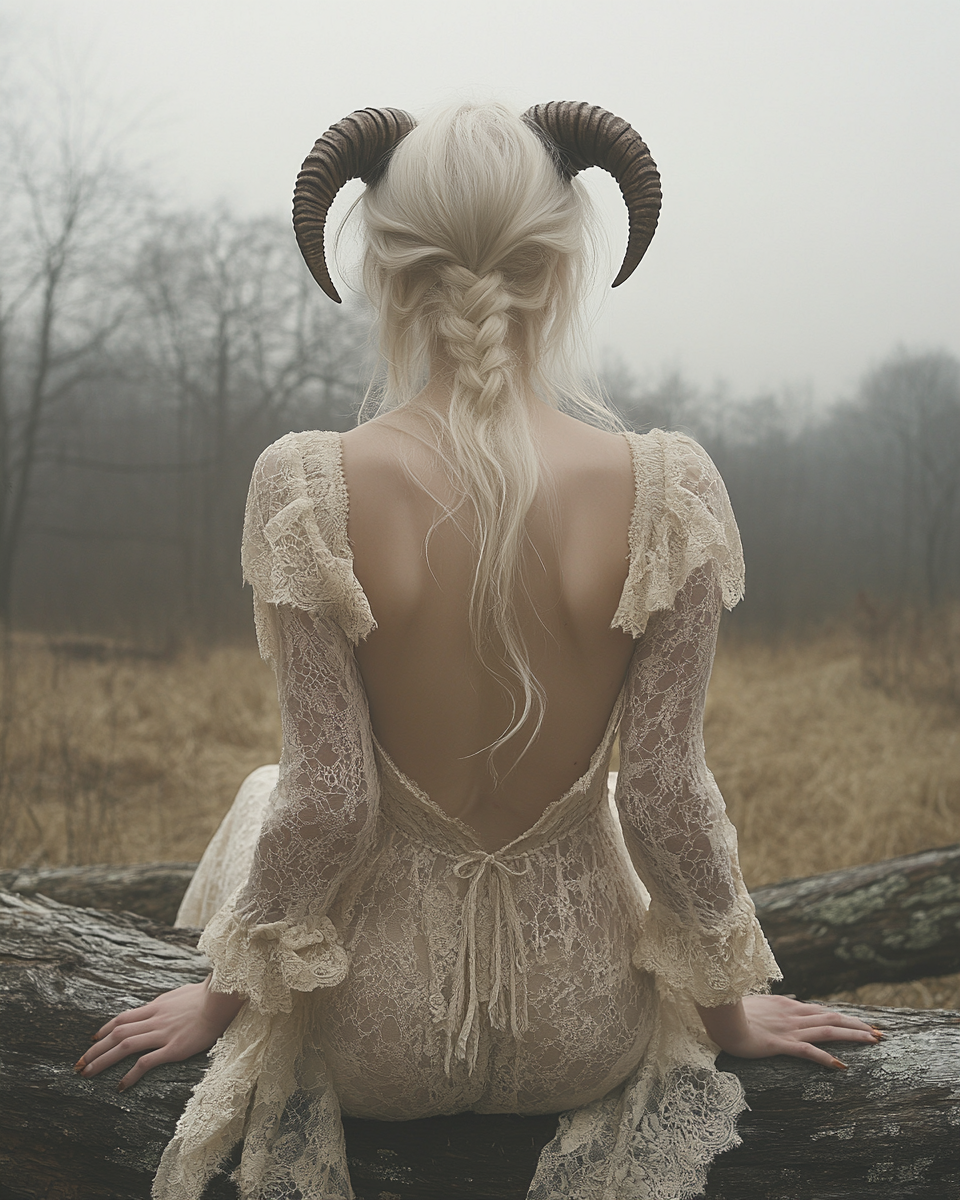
[528,1002,747,1200]
[613,431,745,638]
[200,898,348,1015]
[242,433,376,661]
[153,1000,353,1200]
[632,897,781,1008]
[153,1004,274,1200]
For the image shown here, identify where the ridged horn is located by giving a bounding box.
[522,101,661,287]
[294,107,416,302]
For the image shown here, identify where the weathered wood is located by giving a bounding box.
[5,844,959,993]
[0,891,233,1200]
[0,862,198,926]
[1,890,959,1200]
[755,842,960,994]
[707,1006,960,1199]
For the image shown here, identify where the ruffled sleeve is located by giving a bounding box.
[241,431,376,663]
[613,430,744,638]
[184,433,382,1019]
[197,596,379,1014]
[611,433,778,1006]
[615,564,780,1006]
[154,438,377,1199]
[631,869,781,1007]
[199,902,348,1015]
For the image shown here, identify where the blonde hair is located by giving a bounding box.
[359,102,621,763]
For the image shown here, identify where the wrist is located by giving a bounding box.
[201,975,246,1028]
[695,998,749,1050]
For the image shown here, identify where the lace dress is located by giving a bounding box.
[155,428,781,1200]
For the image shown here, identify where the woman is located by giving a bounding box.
[76,102,879,1200]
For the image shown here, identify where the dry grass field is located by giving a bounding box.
[1,618,958,1009]
[703,626,960,1010]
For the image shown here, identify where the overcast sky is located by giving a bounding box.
[4,0,959,405]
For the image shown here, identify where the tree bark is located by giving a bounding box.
[1,890,959,1200]
[753,842,960,994]
[0,862,198,926]
[5,843,958,993]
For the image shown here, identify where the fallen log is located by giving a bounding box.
[5,843,959,994]
[754,842,960,994]
[1,890,958,1200]
[0,862,197,926]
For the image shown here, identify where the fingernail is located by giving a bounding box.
[871,1026,884,1034]
[73,1057,86,1073]
[117,1082,126,1093]
[832,1057,848,1070]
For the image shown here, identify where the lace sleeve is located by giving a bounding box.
[197,437,380,1014]
[615,563,781,1007]
[241,434,376,665]
[613,430,745,638]
[610,429,776,1003]
[199,604,379,1013]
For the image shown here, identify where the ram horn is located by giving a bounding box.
[522,101,661,287]
[293,107,416,302]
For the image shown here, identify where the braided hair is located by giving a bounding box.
[360,103,621,763]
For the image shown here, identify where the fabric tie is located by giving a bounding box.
[443,850,530,1075]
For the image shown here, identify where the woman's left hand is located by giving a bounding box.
[696,993,882,1069]
[74,979,246,1092]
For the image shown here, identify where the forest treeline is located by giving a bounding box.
[608,352,960,634]
[1,116,958,644]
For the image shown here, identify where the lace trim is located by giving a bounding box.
[633,896,782,1008]
[153,1004,276,1200]
[613,430,745,638]
[241,431,376,661]
[200,896,348,1015]
[528,999,748,1200]
[153,999,353,1200]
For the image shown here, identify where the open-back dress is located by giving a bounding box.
[154,427,781,1200]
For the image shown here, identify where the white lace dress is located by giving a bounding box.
[154,428,780,1200]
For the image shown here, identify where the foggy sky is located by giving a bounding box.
[3,0,959,405]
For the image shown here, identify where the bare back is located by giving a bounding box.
[342,404,636,851]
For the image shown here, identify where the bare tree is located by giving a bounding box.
[850,350,960,606]
[124,209,371,636]
[0,81,139,627]
[602,361,703,435]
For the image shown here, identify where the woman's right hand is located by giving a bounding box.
[74,978,246,1092]
[696,994,883,1069]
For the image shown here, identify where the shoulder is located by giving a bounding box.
[612,429,743,637]
[248,430,348,552]
[339,419,413,499]
[535,410,634,499]
[621,428,736,543]
[250,429,342,490]
[242,429,375,648]
[622,428,726,501]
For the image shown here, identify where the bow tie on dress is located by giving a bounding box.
[442,849,531,1075]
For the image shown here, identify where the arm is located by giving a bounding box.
[78,604,376,1087]
[617,565,878,1064]
[212,603,377,935]
[616,563,768,987]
